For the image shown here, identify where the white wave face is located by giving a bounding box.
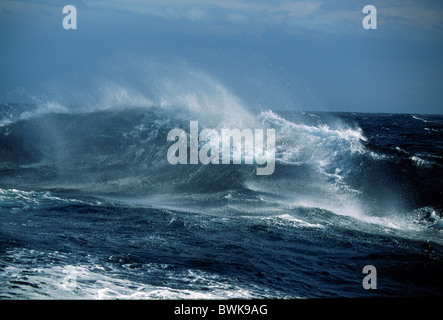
[258,110,367,167]
[244,110,369,220]
[0,248,281,300]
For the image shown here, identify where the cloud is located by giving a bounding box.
[379,3,443,32]
[75,0,322,24]
[1,0,442,37]
[81,0,443,34]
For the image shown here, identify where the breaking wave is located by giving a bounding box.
[0,59,442,234]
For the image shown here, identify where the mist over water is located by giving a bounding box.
[1,55,441,230]
[1,56,443,299]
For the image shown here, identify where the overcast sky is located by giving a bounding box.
[1,0,442,114]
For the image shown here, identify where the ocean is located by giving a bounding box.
[0,102,442,299]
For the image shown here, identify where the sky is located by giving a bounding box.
[1,0,443,114]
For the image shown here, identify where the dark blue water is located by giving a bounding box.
[0,103,442,299]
